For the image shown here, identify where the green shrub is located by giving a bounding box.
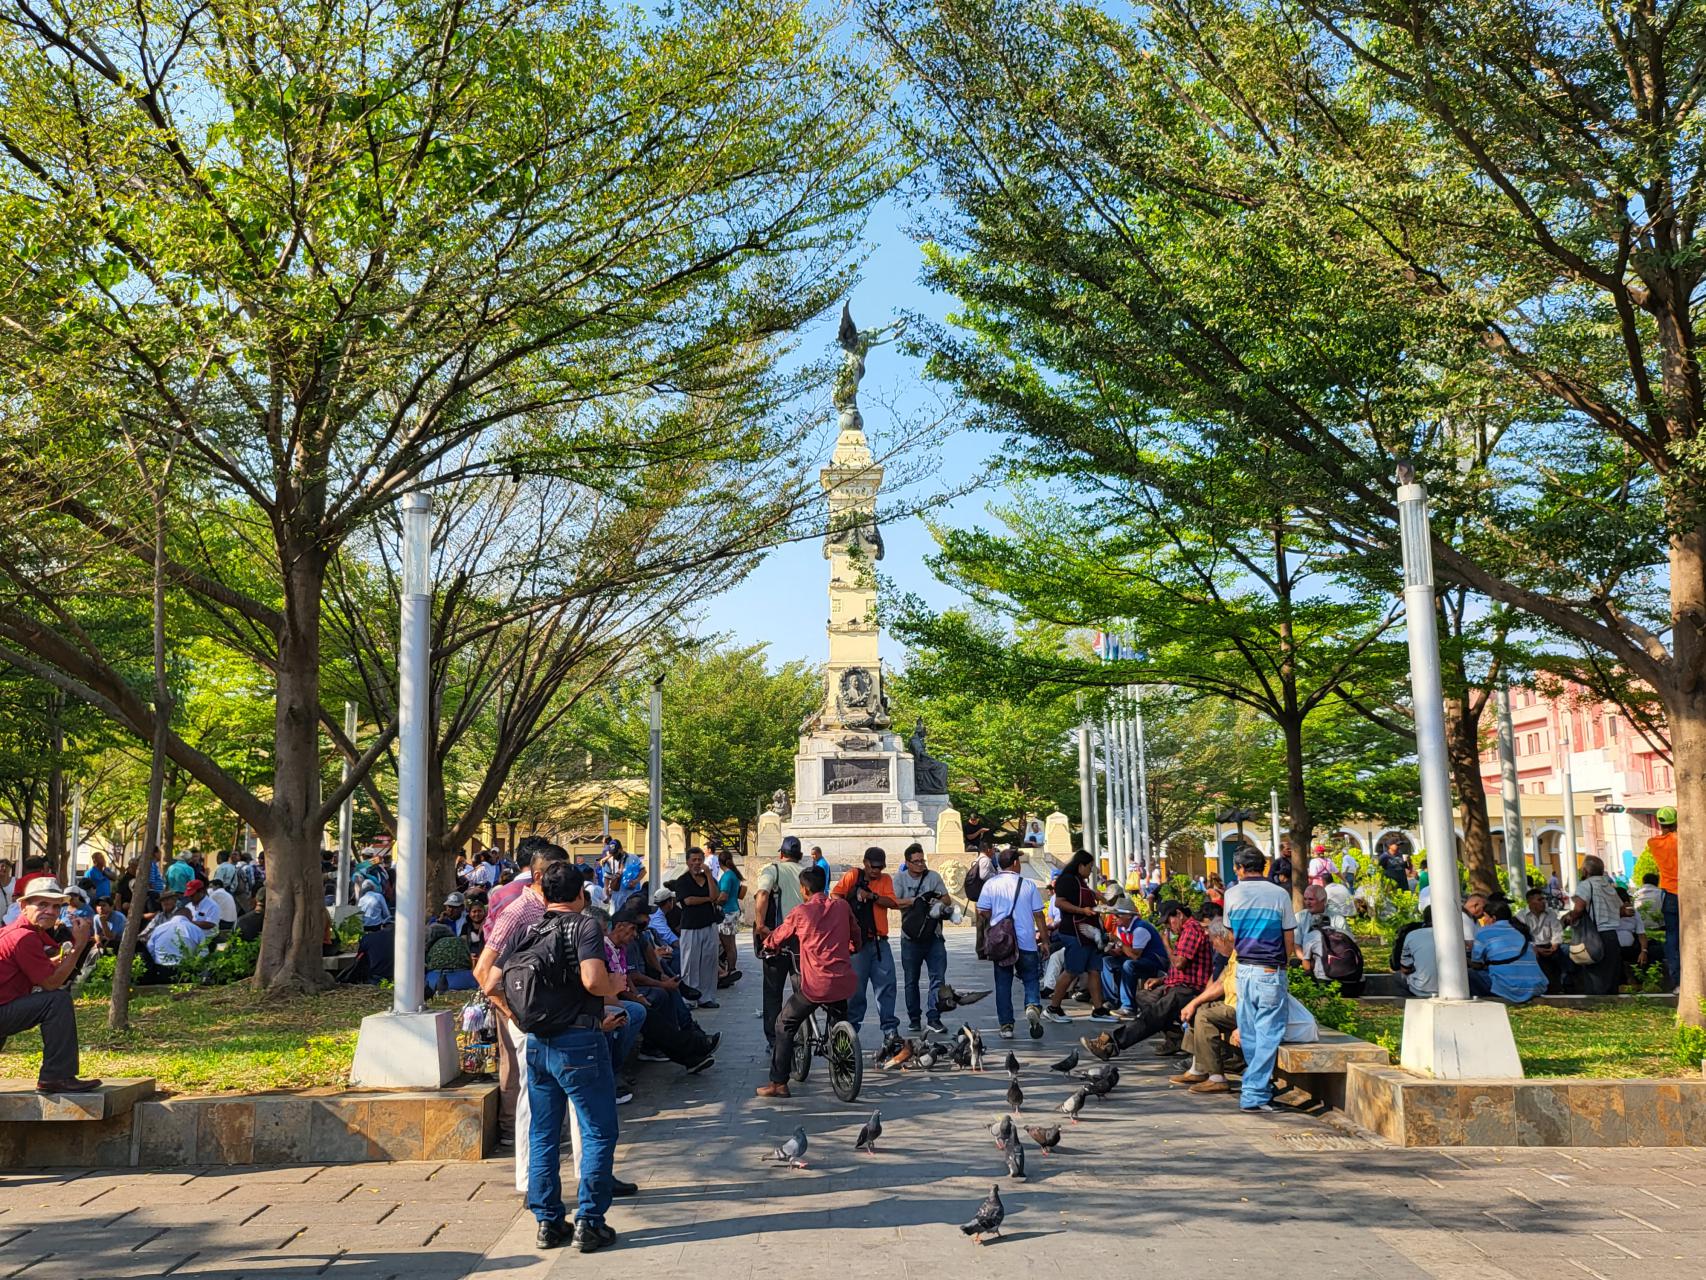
[1633,850,1659,885]
[1673,1008,1706,1070]
[335,913,365,948]
[175,936,262,987]
[80,952,146,995]
[1160,873,1205,913]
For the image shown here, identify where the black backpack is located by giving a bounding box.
[901,891,943,944]
[1318,927,1365,985]
[502,914,595,1036]
[962,861,986,904]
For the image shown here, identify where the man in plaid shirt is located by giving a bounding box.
[1081,901,1213,1061]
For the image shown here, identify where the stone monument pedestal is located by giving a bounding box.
[782,730,950,864]
[1400,998,1524,1080]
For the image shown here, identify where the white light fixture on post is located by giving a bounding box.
[1393,468,1521,1079]
[1269,789,1282,867]
[350,490,457,1087]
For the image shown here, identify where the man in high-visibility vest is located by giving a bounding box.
[1647,807,1679,992]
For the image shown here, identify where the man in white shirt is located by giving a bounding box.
[184,881,221,934]
[206,881,239,932]
[357,877,391,930]
[1323,876,1356,930]
[974,848,1051,1041]
[144,905,207,981]
[1516,887,1564,993]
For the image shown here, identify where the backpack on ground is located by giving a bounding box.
[502,914,591,1036]
[1318,927,1365,990]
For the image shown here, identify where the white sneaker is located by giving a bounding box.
[1042,1008,1072,1024]
[998,1024,1014,1039]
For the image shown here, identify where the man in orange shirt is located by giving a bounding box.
[833,847,901,1052]
[1648,807,1679,992]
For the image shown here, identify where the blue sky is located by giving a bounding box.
[695,196,1003,665]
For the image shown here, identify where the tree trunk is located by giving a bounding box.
[1444,695,1498,895]
[161,798,177,864]
[1280,715,1314,910]
[255,549,333,994]
[1672,521,1706,1027]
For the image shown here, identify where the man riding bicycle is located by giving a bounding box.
[756,865,862,1099]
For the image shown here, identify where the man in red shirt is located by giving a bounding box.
[757,865,861,1099]
[1081,901,1214,1061]
[0,879,98,1092]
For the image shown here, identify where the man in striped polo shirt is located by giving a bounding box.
[1222,847,1299,1114]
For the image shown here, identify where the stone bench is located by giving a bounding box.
[0,1078,155,1122]
[1273,1031,1392,1109]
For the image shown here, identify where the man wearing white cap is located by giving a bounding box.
[0,879,99,1093]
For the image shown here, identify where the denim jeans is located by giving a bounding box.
[1663,891,1680,991]
[992,949,1041,1027]
[525,1026,618,1227]
[1101,955,1164,1010]
[606,998,647,1071]
[1234,966,1289,1108]
[900,934,948,1024]
[848,937,899,1036]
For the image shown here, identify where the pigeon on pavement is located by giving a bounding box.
[1049,1049,1079,1074]
[1060,1087,1088,1124]
[964,1024,986,1073]
[938,984,990,1012]
[1006,1141,1026,1181]
[1025,1124,1061,1155]
[854,1110,882,1153]
[960,1184,1006,1244]
[1004,1051,1021,1076]
[1006,1078,1024,1115]
[989,1114,1017,1150]
[764,1126,809,1168]
[1087,1066,1120,1099]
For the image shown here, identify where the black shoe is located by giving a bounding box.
[573,1220,618,1253]
[611,1177,639,1198]
[535,1219,571,1249]
[35,1076,101,1094]
[685,1054,715,1075]
[679,983,703,1002]
[706,1031,722,1054]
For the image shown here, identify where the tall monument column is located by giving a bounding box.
[776,304,950,865]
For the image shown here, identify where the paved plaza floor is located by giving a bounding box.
[5,929,1706,1279]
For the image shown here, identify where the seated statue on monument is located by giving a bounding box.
[908,719,949,795]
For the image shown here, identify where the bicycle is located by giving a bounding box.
[770,947,863,1102]
[790,1000,864,1102]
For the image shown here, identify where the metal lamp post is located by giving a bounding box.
[1495,686,1527,892]
[1395,472,1471,1002]
[335,701,357,914]
[1394,468,1521,1078]
[348,489,458,1086]
[647,674,664,890]
[392,491,431,1016]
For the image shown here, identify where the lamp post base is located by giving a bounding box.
[1400,998,1523,1080]
[349,1009,459,1088]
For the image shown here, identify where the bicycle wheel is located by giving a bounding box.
[790,1016,814,1083]
[827,1020,863,1102]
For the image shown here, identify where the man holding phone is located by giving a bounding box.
[0,879,99,1093]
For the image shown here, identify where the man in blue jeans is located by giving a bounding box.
[519,862,629,1254]
[975,848,1052,1039]
[893,843,950,1034]
[1222,847,1298,1114]
[1101,898,1170,1014]
[832,847,902,1053]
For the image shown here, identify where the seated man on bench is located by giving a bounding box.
[0,879,100,1093]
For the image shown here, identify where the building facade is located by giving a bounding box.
[1475,682,1675,882]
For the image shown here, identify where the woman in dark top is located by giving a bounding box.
[1047,850,1114,1023]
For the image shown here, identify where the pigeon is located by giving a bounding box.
[960,1184,1006,1244]
[1087,1066,1120,1099]
[1075,1061,1117,1084]
[882,1040,915,1071]
[1004,1051,1021,1076]
[1006,1078,1024,1115]
[948,1033,974,1069]
[1025,1124,1061,1155]
[1005,1140,1027,1180]
[938,984,990,1012]
[1060,1087,1088,1124]
[1049,1049,1079,1074]
[964,1024,986,1073]
[913,1042,942,1070]
[764,1126,809,1168]
[989,1114,1017,1150]
[854,1109,882,1153]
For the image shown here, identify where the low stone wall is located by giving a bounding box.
[0,1084,496,1169]
[1346,1061,1706,1146]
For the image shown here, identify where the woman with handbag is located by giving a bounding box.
[1562,856,1625,994]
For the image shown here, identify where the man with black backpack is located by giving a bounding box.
[1298,884,1366,996]
[754,836,807,1053]
[832,847,902,1055]
[893,842,950,1035]
[502,861,630,1254]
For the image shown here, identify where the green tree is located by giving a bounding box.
[574,643,820,849]
[0,0,887,989]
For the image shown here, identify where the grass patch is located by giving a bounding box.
[1346,1000,1684,1079]
[0,985,393,1093]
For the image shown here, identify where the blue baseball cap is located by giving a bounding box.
[780,835,803,857]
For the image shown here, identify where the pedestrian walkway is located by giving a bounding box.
[4,929,1706,1279]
